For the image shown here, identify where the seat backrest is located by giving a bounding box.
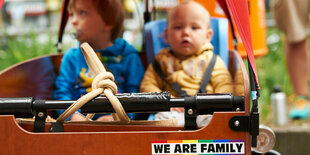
[0,54,63,99]
[144,17,229,67]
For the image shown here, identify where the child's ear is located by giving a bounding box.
[104,25,113,31]
[206,29,213,42]
[164,28,169,44]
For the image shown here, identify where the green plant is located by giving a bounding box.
[0,32,57,70]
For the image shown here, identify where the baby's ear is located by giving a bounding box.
[206,28,213,42]
[164,28,169,44]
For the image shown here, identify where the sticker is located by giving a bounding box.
[152,139,244,155]
[251,91,257,100]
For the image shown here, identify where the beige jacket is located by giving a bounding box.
[140,43,233,97]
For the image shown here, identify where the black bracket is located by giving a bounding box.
[229,112,259,147]
[250,112,259,147]
[49,122,64,132]
[229,115,250,132]
[184,96,197,130]
[33,100,47,132]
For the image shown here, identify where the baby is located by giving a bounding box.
[140,0,233,126]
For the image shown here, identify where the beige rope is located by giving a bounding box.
[56,43,129,123]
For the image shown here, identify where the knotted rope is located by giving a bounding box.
[56,43,129,123]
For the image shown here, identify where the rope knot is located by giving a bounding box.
[92,72,117,94]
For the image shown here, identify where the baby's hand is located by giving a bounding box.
[96,115,113,122]
[170,107,184,112]
[70,113,88,121]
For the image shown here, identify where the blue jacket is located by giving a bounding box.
[54,39,144,119]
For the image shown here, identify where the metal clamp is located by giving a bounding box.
[33,100,47,132]
[184,96,197,130]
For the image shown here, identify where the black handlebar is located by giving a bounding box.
[0,92,244,117]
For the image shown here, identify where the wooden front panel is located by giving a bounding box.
[0,112,251,154]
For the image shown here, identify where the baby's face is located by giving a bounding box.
[165,2,212,60]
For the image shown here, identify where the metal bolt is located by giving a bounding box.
[38,112,44,117]
[236,108,240,111]
[234,120,240,127]
[187,109,194,115]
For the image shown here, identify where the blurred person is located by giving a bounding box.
[54,0,144,121]
[271,0,310,119]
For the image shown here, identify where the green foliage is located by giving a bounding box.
[0,32,57,70]
[256,27,293,121]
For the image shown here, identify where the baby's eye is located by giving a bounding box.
[173,25,182,29]
[192,26,200,30]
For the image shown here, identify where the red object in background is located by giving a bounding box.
[224,0,259,89]
[0,0,4,11]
